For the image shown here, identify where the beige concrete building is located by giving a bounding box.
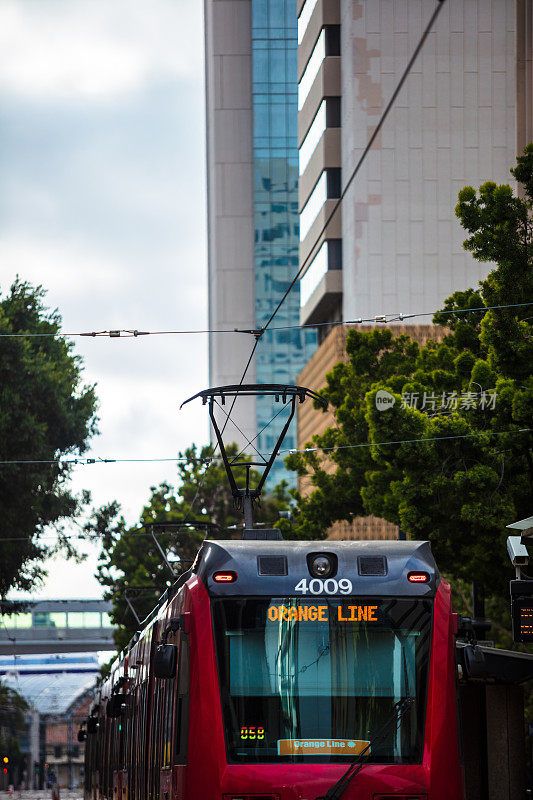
[295,0,533,538]
[298,0,533,334]
[204,0,257,445]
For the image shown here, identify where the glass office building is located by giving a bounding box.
[252,0,316,485]
[206,0,316,489]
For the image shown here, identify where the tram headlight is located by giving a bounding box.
[310,555,333,578]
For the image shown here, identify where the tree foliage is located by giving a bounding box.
[285,146,533,598]
[0,280,98,596]
[87,444,291,650]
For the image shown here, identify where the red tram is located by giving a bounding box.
[83,538,464,800]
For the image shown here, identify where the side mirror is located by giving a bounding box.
[106,694,125,719]
[154,644,178,679]
[77,729,87,743]
[87,717,99,734]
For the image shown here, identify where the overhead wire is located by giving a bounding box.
[0,428,529,471]
[0,302,530,340]
[267,301,533,331]
[0,327,235,339]
[229,401,293,465]
[282,427,532,455]
[214,398,266,463]
[0,456,209,466]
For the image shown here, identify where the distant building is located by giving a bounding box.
[0,654,99,789]
[205,0,316,487]
[0,599,114,656]
[44,691,93,790]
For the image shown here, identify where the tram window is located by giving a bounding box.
[159,676,174,767]
[96,716,102,793]
[110,719,118,793]
[149,683,161,800]
[125,687,135,789]
[149,665,175,797]
[103,718,111,796]
[175,638,189,764]
[213,597,432,764]
[118,714,125,771]
[135,682,148,800]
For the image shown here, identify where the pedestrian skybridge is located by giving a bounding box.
[0,599,115,655]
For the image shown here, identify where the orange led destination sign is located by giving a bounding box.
[267,604,379,623]
[277,738,370,756]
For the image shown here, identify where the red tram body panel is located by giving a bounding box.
[84,540,465,800]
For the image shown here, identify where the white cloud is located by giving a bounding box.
[0,0,203,102]
[0,232,207,342]
[0,234,126,301]
[34,548,104,600]
[1,0,211,602]
[0,232,210,516]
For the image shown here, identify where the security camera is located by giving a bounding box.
[507,536,529,567]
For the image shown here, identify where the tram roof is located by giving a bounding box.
[195,538,439,598]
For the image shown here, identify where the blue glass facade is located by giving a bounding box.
[252,0,316,487]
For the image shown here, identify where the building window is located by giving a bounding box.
[299,97,340,174]
[33,612,68,628]
[1,613,32,628]
[298,26,340,110]
[300,239,342,307]
[49,613,67,628]
[67,612,102,628]
[299,168,341,240]
[297,0,319,44]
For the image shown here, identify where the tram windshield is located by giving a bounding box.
[213,597,432,764]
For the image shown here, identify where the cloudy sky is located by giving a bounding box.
[0,0,209,598]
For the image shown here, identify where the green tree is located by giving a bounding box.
[87,444,291,650]
[285,146,533,599]
[0,280,98,596]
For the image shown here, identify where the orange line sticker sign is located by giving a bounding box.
[277,738,370,756]
[267,605,379,623]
